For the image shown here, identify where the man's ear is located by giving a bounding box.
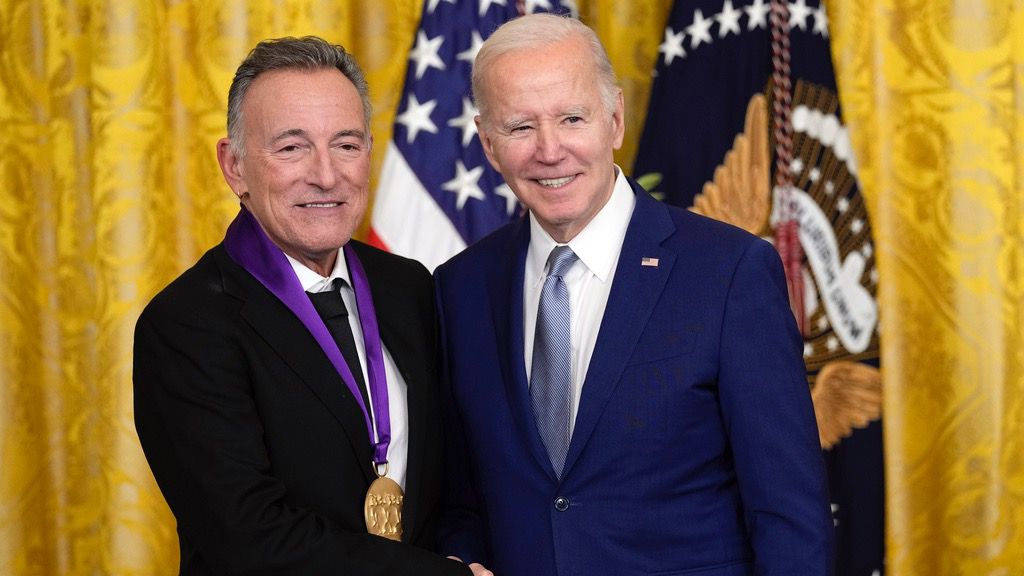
[611,88,626,151]
[216,138,247,199]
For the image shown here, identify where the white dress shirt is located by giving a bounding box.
[289,250,409,491]
[524,167,636,435]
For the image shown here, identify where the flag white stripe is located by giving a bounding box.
[371,141,467,272]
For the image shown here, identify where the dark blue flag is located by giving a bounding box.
[634,2,884,575]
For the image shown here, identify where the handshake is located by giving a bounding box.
[449,556,494,576]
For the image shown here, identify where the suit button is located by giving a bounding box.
[554,497,569,511]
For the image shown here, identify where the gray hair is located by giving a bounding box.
[472,13,619,123]
[226,36,371,155]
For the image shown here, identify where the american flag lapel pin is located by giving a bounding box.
[641,257,659,267]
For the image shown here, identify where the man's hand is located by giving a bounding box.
[447,556,494,576]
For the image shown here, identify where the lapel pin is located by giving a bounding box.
[641,257,659,267]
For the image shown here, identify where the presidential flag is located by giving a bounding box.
[634,2,884,575]
[370,0,576,271]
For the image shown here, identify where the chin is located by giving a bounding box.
[311,238,349,254]
[307,226,355,246]
[539,208,584,226]
[291,236,344,258]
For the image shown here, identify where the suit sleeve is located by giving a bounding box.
[716,239,835,575]
[133,292,471,576]
[432,267,490,566]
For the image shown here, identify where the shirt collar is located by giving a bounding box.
[527,166,635,283]
[287,248,351,293]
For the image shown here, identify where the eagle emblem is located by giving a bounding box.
[688,91,882,449]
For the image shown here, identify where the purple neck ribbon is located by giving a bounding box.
[224,206,391,466]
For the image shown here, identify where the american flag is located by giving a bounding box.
[370,0,576,271]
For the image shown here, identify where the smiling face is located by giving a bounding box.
[475,35,624,244]
[217,67,371,276]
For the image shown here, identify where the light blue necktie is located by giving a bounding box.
[531,245,578,479]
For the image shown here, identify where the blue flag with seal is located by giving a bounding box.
[634,2,883,575]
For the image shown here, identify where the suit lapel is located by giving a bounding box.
[490,219,558,479]
[562,186,677,477]
[221,250,377,486]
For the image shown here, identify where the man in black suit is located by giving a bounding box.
[133,36,471,575]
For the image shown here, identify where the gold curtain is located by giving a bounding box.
[0,1,667,573]
[829,0,1024,573]
[0,1,415,573]
[1,0,1021,574]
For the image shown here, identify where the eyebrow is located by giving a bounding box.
[499,107,591,132]
[333,129,367,141]
[501,118,529,132]
[561,105,589,117]
[271,128,308,144]
[271,128,366,143]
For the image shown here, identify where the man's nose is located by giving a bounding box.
[307,149,339,189]
[534,125,565,164]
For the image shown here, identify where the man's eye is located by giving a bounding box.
[565,116,583,124]
[279,145,300,153]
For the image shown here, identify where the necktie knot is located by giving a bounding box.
[307,278,349,319]
[546,245,578,279]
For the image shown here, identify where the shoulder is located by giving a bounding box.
[435,217,525,280]
[678,208,769,253]
[137,244,249,331]
[630,182,774,262]
[348,240,437,317]
[659,204,788,300]
[350,239,431,286]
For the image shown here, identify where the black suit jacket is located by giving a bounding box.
[134,240,470,576]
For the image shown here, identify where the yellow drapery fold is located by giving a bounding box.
[1,0,1021,574]
[829,0,1024,573]
[0,1,418,572]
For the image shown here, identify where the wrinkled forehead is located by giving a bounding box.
[482,45,602,112]
[241,68,367,132]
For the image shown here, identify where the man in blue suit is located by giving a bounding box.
[434,13,834,576]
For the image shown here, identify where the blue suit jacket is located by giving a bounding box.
[435,181,834,576]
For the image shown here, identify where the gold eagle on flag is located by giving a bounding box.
[690,93,882,450]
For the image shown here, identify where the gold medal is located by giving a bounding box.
[364,464,403,541]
